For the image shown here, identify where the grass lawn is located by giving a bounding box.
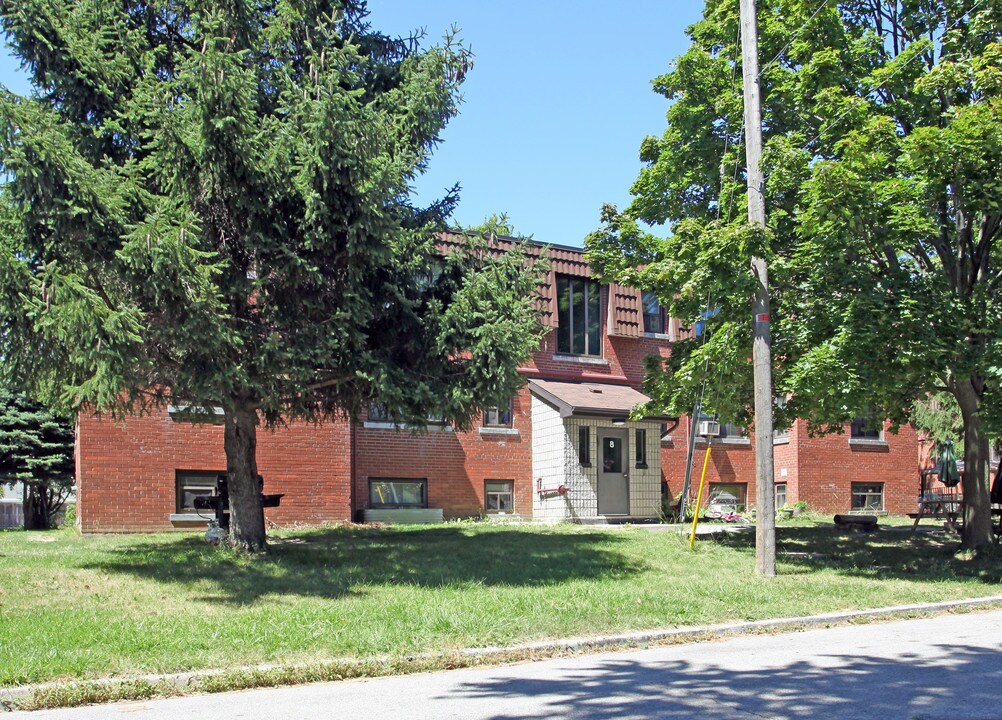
[1,519,1000,689]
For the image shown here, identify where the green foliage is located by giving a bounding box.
[459,212,530,241]
[586,1,1002,546]
[588,1,1002,545]
[0,389,74,529]
[0,2,543,429]
[912,392,963,448]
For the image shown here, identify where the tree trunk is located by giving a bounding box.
[223,403,267,552]
[23,482,51,530]
[952,379,994,550]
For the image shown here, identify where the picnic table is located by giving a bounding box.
[909,492,963,532]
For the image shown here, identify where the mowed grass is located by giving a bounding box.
[1,520,1000,687]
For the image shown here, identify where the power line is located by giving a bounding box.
[802,0,991,150]
[757,0,834,79]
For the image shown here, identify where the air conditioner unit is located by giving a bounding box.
[697,420,720,438]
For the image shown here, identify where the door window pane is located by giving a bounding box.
[602,436,623,474]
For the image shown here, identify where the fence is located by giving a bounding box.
[0,499,23,529]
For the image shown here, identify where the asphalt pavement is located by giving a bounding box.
[9,609,1002,719]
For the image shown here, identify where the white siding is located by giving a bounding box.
[531,396,663,521]
[531,395,570,521]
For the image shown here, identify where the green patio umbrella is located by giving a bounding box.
[937,440,960,488]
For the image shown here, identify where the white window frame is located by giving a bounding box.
[485,480,514,514]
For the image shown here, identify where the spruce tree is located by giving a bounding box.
[0,390,74,530]
[0,1,543,550]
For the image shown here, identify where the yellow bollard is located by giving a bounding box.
[689,442,713,549]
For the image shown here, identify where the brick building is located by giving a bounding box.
[75,237,923,532]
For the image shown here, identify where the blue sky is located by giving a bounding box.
[0,0,706,247]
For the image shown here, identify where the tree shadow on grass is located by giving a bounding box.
[711,523,1002,584]
[449,640,1002,720]
[84,525,646,605]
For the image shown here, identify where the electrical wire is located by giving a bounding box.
[802,0,991,150]
[757,0,834,79]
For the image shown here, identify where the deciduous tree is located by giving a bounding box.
[586,0,1002,549]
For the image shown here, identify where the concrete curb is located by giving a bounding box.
[4,594,1002,710]
[459,593,1002,656]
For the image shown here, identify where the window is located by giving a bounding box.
[635,429,648,467]
[774,396,789,440]
[414,259,444,293]
[483,401,513,428]
[168,403,224,425]
[718,422,747,440]
[851,482,884,512]
[485,480,514,514]
[707,483,747,512]
[369,479,427,508]
[557,276,601,356]
[697,413,747,441]
[775,482,788,509]
[368,401,448,427]
[851,417,882,440]
[579,426,591,465]
[642,291,666,335]
[368,401,391,422]
[176,471,221,514]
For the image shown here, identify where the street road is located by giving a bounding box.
[10,609,1002,719]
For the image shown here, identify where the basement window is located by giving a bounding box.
[485,480,514,514]
[175,471,221,514]
[851,482,884,512]
[369,478,427,509]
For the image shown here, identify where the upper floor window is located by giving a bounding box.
[850,417,882,440]
[556,276,601,356]
[368,401,448,427]
[697,413,747,441]
[642,291,666,335]
[719,421,747,440]
[483,401,513,428]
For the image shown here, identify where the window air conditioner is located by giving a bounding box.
[697,420,720,438]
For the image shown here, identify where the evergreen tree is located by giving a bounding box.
[0,390,74,530]
[0,1,543,550]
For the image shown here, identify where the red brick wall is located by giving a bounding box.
[351,290,674,521]
[659,417,919,515]
[75,275,923,528]
[660,416,758,509]
[77,410,351,532]
[353,388,533,520]
[793,421,920,514]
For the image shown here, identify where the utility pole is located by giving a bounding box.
[678,400,701,522]
[739,0,776,576]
